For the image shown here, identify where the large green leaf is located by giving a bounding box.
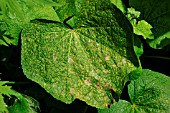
[21,0,138,108]
[98,69,170,113]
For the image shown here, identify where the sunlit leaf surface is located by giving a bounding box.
[21,0,138,108]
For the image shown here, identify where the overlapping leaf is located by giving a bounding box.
[126,8,154,40]
[128,69,170,113]
[149,31,170,49]
[98,69,170,112]
[0,80,39,113]
[133,20,154,40]
[0,81,13,112]
[21,0,138,108]
[0,0,60,46]
[98,100,133,113]
[8,95,40,113]
[110,0,126,13]
[129,0,170,49]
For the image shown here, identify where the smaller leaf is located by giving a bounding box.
[0,81,18,112]
[8,95,40,113]
[129,0,170,38]
[133,20,154,39]
[6,0,25,21]
[0,39,8,46]
[0,95,8,113]
[98,69,170,113]
[126,7,140,22]
[0,19,21,46]
[126,8,154,40]
[98,100,133,113]
[148,31,170,49]
[133,35,143,63]
[0,80,40,113]
[23,1,60,22]
[128,69,170,113]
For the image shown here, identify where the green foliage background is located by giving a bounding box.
[0,0,170,113]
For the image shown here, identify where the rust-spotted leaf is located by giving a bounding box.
[21,0,138,109]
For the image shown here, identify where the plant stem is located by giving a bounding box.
[143,56,170,60]
[5,81,31,85]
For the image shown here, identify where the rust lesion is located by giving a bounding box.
[52,54,56,61]
[105,55,110,61]
[84,79,91,86]
[122,57,126,64]
[68,57,74,62]
[104,103,109,108]
[96,81,100,87]
[103,69,109,74]
[70,88,75,94]
[104,82,111,89]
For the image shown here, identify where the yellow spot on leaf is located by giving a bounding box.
[105,55,110,60]
[70,88,74,94]
[68,57,73,62]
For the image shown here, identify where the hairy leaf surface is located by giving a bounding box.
[21,0,138,108]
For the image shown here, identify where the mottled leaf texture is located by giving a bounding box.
[21,0,138,108]
[98,69,170,113]
[128,69,170,113]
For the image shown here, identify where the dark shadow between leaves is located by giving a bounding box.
[120,81,131,103]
